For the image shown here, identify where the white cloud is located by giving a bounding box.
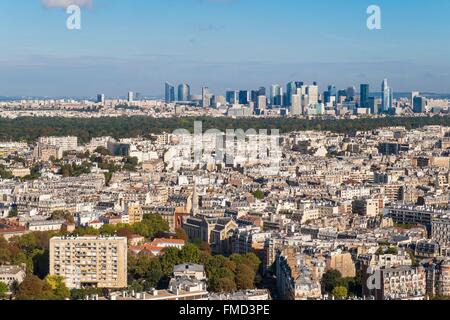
[41,0,92,8]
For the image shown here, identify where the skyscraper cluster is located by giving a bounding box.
[159,78,430,116]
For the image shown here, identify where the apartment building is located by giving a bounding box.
[125,203,143,225]
[49,236,127,289]
[425,258,450,297]
[275,248,322,300]
[364,266,426,300]
[386,206,447,230]
[352,198,382,217]
[432,217,450,247]
[38,136,78,152]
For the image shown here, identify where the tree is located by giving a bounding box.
[0,165,13,179]
[16,274,53,300]
[321,270,342,294]
[223,260,237,274]
[0,236,12,263]
[0,282,8,300]
[45,275,70,300]
[160,247,181,276]
[144,268,163,290]
[332,286,348,299]
[205,255,227,277]
[131,215,170,239]
[217,277,237,293]
[243,253,261,273]
[235,264,255,290]
[129,280,144,293]
[95,146,111,156]
[252,190,265,200]
[179,244,201,264]
[175,228,189,242]
[198,241,211,255]
[104,171,113,186]
[9,207,19,218]
[339,277,362,297]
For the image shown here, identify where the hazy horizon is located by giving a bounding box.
[1,0,450,97]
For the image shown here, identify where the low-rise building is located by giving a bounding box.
[0,264,26,289]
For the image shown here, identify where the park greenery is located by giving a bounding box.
[0,115,449,143]
[128,242,261,294]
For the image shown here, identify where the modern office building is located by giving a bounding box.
[239,90,250,105]
[226,90,238,105]
[250,90,259,103]
[381,79,393,113]
[295,81,304,89]
[178,83,191,102]
[257,95,267,110]
[306,85,319,105]
[97,94,105,104]
[360,84,369,108]
[49,236,128,289]
[258,86,266,97]
[337,89,347,101]
[271,84,283,106]
[413,96,427,113]
[411,91,420,105]
[286,81,297,107]
[165,82,175,103]
[202,87,211,108]
[369,97,381,114]
[378,142,410,155]
[324,85,337,104]
[291,94,302,115]
[127,91,134,103]
[346,86,357,101]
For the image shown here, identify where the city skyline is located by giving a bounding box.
[1,0,450,96]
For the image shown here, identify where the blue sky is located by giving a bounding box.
[1,0,450,97]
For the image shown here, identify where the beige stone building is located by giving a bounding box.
[325,252,356,278]
[49,236,127,289]
[125,203,143,225]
